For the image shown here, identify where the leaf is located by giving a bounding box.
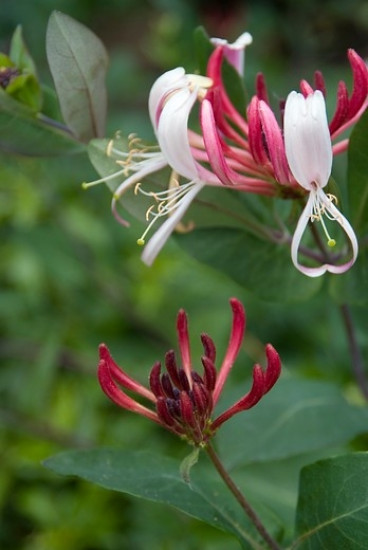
[1,26,42,111]
[9,25,37,74]
[194,26,214,75]
[46,11,108,142]
[44,448,273,549]
[216,378,368,469]
[348,109,368,234]
[0,89,84,156]
[5,72,42,112]
[293,453,368,549]
[176,227,322,302]
[329,245,368,305]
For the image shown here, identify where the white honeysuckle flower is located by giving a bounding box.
[284,90,358,277]
[210,32,253,75]
[84,68,214,263]
[134,68,214,264]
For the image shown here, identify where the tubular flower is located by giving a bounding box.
[84,33,278,266]
[284,90,358,277]
[84,32,367,272]
[250,49,368,167]
[98,298,281,447]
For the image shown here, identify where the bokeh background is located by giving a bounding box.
[1,1,368,549]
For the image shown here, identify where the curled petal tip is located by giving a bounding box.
[264,344,282,392]
[229,297,245,316]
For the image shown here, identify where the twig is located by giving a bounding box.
[340,304,368,400]
[205,442,282,550]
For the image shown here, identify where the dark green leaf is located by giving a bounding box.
[348,109,368,234]
[193,26,214,75]
[0,89,84,156]
[176,227,322,302]
[217,378,368,469]
[293,453,368,549]
[46,11,108,142]
[44,448,273,549]
[329,246,368,305]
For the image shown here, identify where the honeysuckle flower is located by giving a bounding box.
[284,90,358,277]
[98,298,281,446]
[84,30,367,273]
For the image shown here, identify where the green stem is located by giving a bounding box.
[340,304,368,400]
[205,442,282,550]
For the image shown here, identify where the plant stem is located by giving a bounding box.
[340,304,368,400]
[205,442,282,550]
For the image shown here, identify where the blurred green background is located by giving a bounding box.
[1,1,367,549]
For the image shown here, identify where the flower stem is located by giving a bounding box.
[340,304,368,400]
[205,442,282,550]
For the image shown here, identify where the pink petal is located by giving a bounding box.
[213,298,246,405]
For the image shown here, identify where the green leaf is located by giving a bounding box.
[329,245,368,305]
[44,448,273,549]
[293,453,368,549]
[0,89,84,156]
[46,11,108,142]
[217,378,368,469]
[9,25,37,74]
[176,227,322,302]
[0,53,14,68]
[194,26,214,75]
[5,72,42,112]
[348,109,368,234]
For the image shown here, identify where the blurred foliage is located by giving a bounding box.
[1,0,368,548]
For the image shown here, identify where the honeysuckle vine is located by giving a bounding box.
[98,297,282,550]
[84,32,367,276]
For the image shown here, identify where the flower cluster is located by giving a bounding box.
[98,298,281,446]
[85,32,367,276]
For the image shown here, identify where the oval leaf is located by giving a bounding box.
[44,448,271,549]
[176,227,322,302]
[217,378,368,469]
[293,453,368,549]
[0,89,83,156]
[46,11,108,142]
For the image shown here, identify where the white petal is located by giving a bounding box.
[141,182,204,266]
[211,32,253,75]
[156,87,199,180]
[291,190,358,277]
[148,67,187,130]
[284,90,332,191]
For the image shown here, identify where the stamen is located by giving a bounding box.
[135,174,197,246]
[319,214,336,247]
[81,167,128,189]
[310,193,338,248]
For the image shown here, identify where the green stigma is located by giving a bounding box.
[327,239,336,248]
